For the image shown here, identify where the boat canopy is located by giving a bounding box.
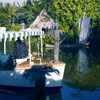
[0,29,44,42]
[0,29,44,63]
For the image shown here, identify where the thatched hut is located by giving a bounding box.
[29,9,54,31]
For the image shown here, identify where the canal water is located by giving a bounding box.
[44,47,100,100]
[0,45,100,100]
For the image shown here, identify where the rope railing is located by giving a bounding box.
[59,21,78,44]
[59,5,87,45]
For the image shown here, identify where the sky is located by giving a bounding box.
[0,0,27,6]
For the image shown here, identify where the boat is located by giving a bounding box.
[59,9,90,48]
[60,43,89,49]
[0,54,65,92]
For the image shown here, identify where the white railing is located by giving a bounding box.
[0,29,44,60]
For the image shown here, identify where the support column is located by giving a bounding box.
[41,32,43,57]
[54,30,59,63]
[4,39,6,54]
[3,34,6,54]
[28,32,31,64]
[37,36,39,57]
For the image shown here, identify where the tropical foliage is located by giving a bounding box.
[54,0,100,44]
[44,33,54,45]
[0,0,100,46]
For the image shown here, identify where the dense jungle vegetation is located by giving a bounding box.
[0,0,100,47]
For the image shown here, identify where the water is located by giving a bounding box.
[44,47,100,100]
[0,46,100,100]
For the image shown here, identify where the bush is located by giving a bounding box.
[7,24,21,31]
[43,33,54,45]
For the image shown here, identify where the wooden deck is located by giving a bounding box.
[14,62,65,70]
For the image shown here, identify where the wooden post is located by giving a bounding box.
[37,36,39,57]
[54,30,59,63]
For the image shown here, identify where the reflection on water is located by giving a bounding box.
[61,47,100,92]
[0,90,62,100]
[44,47,100,100]
[77,49,89,73]
[0,46,100,100]
[61,83,100,100]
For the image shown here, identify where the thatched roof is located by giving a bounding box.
[29,9,54,30]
